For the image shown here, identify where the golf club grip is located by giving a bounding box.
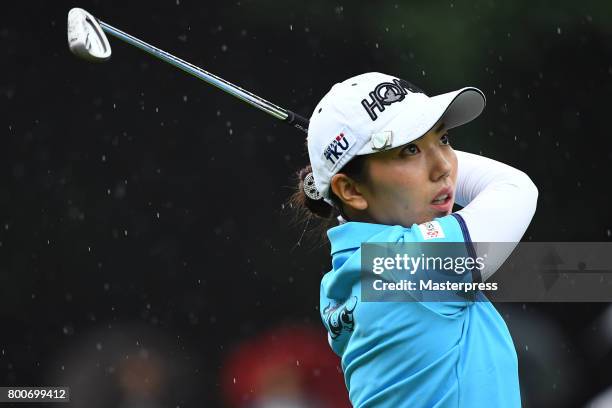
[285,111,309,133]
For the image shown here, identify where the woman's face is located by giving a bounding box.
[341,122,458,227]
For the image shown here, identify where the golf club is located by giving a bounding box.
[67,7,310,133]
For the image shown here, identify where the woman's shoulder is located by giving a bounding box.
[327,214,468,253]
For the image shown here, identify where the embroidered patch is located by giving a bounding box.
[322,296,358,340]
[418,220,446,240]
[322,131,356,170]
[361,78,424,121]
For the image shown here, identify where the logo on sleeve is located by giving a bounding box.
[418,220,446,240]
[323,296,357,340]
[323,132,355,168]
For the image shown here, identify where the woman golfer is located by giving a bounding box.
[292,72,537,407]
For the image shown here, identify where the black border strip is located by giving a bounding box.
[451,213,482,283]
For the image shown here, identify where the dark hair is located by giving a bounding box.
[288,156,369,241]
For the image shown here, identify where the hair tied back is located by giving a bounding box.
[303,172,323,201]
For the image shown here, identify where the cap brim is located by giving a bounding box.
[356,87,485,155]
[430,87,486,131]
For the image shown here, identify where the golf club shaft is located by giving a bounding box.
[98,20,309,133]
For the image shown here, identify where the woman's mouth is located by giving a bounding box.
[431,193,449,205]
[430,189,453,213]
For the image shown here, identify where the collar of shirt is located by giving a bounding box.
[327,221,405,256]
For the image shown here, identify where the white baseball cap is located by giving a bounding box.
[306,72,486,201]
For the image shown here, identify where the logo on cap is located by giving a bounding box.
[324,133,351,165]
[361,78,424,121]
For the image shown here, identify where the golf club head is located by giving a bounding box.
[67,8,111,62]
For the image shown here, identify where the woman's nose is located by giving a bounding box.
[429,149,452,182]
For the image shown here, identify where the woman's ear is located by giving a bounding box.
[330,173,368,211]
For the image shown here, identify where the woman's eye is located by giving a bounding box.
[440,133,451,145]
[402,144,420,155]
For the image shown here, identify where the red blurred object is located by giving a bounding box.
[221,325,351,407]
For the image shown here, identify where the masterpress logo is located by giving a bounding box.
[368,251,495,296]
[361,242,612,302]
[361,242,497,302]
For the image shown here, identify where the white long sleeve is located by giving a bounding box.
[454,150,538,280]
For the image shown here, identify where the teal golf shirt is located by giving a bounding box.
[320,214,520,408]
